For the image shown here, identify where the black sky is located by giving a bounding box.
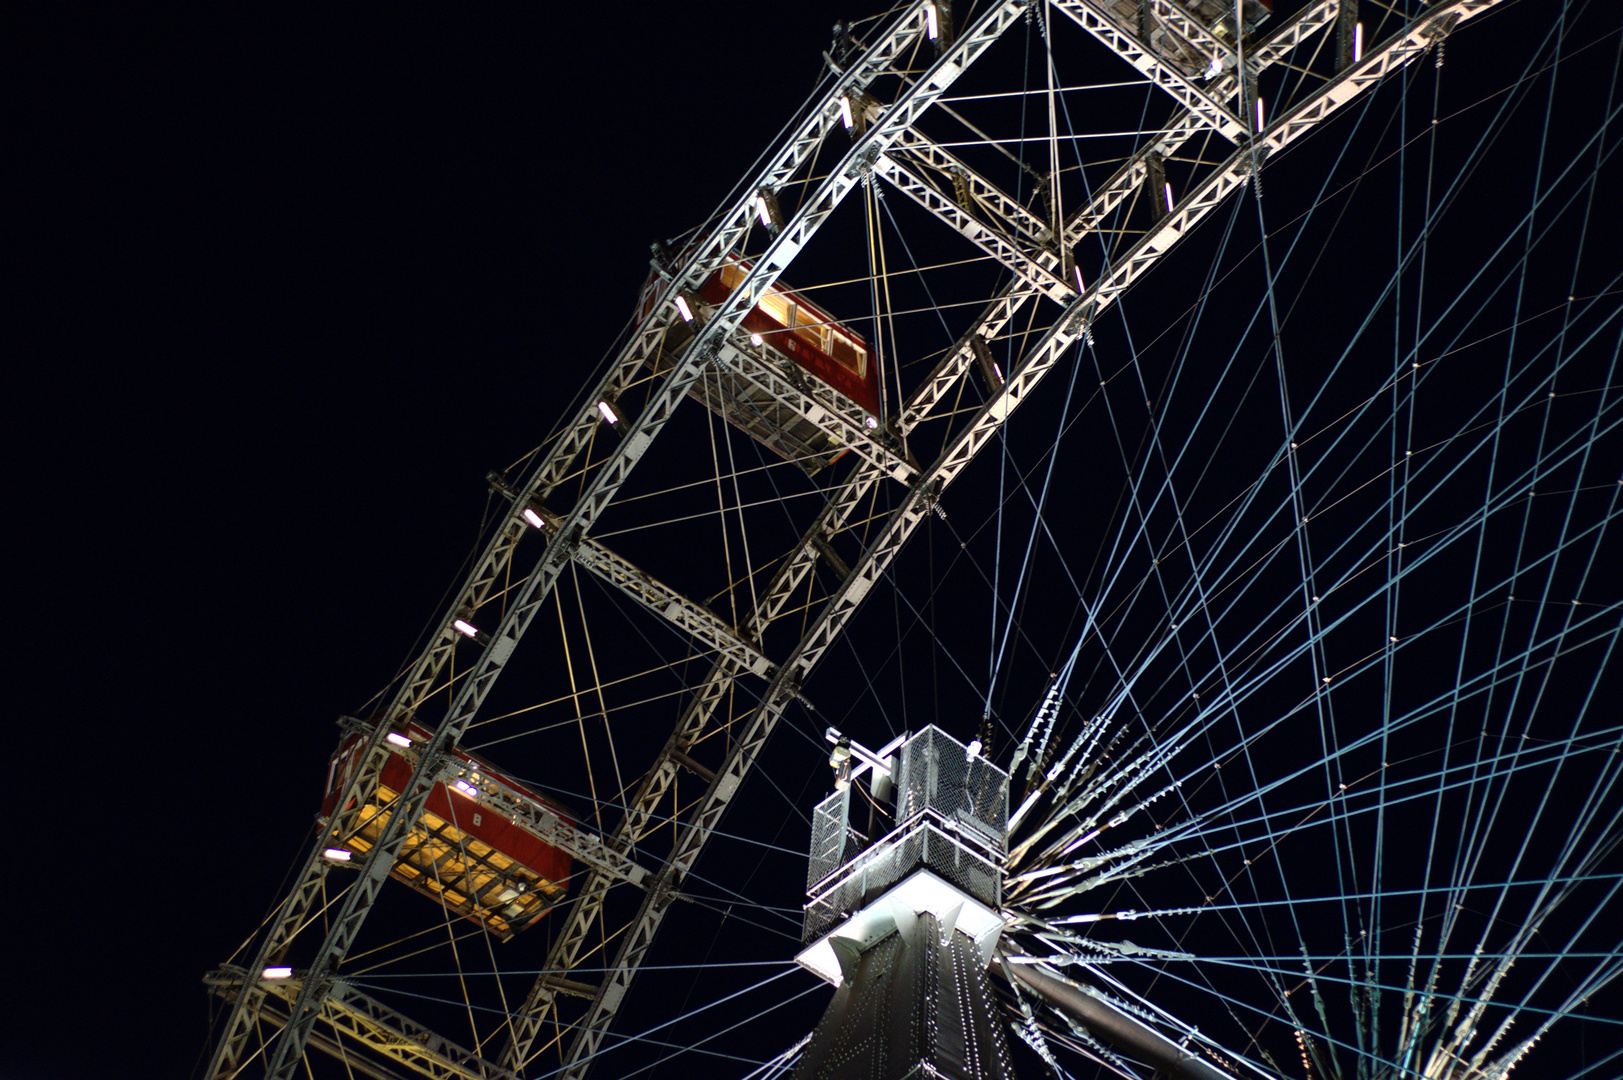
[17,5,845,1075]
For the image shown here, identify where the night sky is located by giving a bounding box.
[12,3,1620,1079]
[17,6,853,1075]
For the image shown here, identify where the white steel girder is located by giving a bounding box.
[487,483,779,678]
[874,151,1077,303]
[523,3,1501,1076]
[890,125,1056,246]
[205,1,1502,1077]
[1050,0,1250,139]
[708,339,920,482]
[207,968,517,1080]
[209,4,1025,1078]
[568,529,777,681]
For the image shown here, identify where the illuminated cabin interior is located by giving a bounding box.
[715,262,873,390]
[323,729,572,940]
[650,257,879,474]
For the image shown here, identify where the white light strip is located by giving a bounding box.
[386,731,412,748]
[597,400,619,424]
[1256,97,1265,131]
[756,195,772,227]
[839,96,854,129]
[323,848,352,862]
[452,618,479,639]
[1164,182,1174,213]
[522,507,546,529]
[673,295,694,322]
[263,967,293,979]
[1354,22,1364,62]
[925,2,938,40]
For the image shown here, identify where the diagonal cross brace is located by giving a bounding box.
[539,2,1502,1076]
[1050,0,1248,140]
[889,125,1056,245]
[874,151,1076,303]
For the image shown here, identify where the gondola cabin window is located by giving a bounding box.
[648,254,883,472]
[709,259,878,416]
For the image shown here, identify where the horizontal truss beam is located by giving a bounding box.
[568,528,776,680]
[1051,0,1248,140]
[874,151,1076,303]
[534,1,1499,1076]
[207,967,517,1080]
[889,125,1055,245]
[710,339,920,482]
[489,483,779,679]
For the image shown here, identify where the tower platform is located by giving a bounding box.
[793,727,1015,1080]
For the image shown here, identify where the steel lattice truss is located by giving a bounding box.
[198,2,1554,1078]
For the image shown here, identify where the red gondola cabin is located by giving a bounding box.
[321,723,573,939]
[647,255,879,473]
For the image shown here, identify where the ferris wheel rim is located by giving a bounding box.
[202,2,1623,1078]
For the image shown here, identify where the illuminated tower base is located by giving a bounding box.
[793,728,1014,1080]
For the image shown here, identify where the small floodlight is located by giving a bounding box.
[753,188,784,233]
[673,295,695,322]
[522,507,546,530]
[596,398,626,426]
[864,415,879,430]
[829,739,853,790]
[453,779,479,799]
[966,738,982,759]
[750,332,764,347]
[323,848,352,862]
[971,334,1004,393]
[1206,56,1223,78]
[263,967,293,980]
[386,731,412,748]
[452,618,480,639]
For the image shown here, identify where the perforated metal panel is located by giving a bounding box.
[809,787,861,890]
[804,821,1002,942]
[893,728,1009,850]
[792,910,1016,1080]
[803,727,1010,943]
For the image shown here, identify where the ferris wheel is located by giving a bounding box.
[201,2,1622,1079]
